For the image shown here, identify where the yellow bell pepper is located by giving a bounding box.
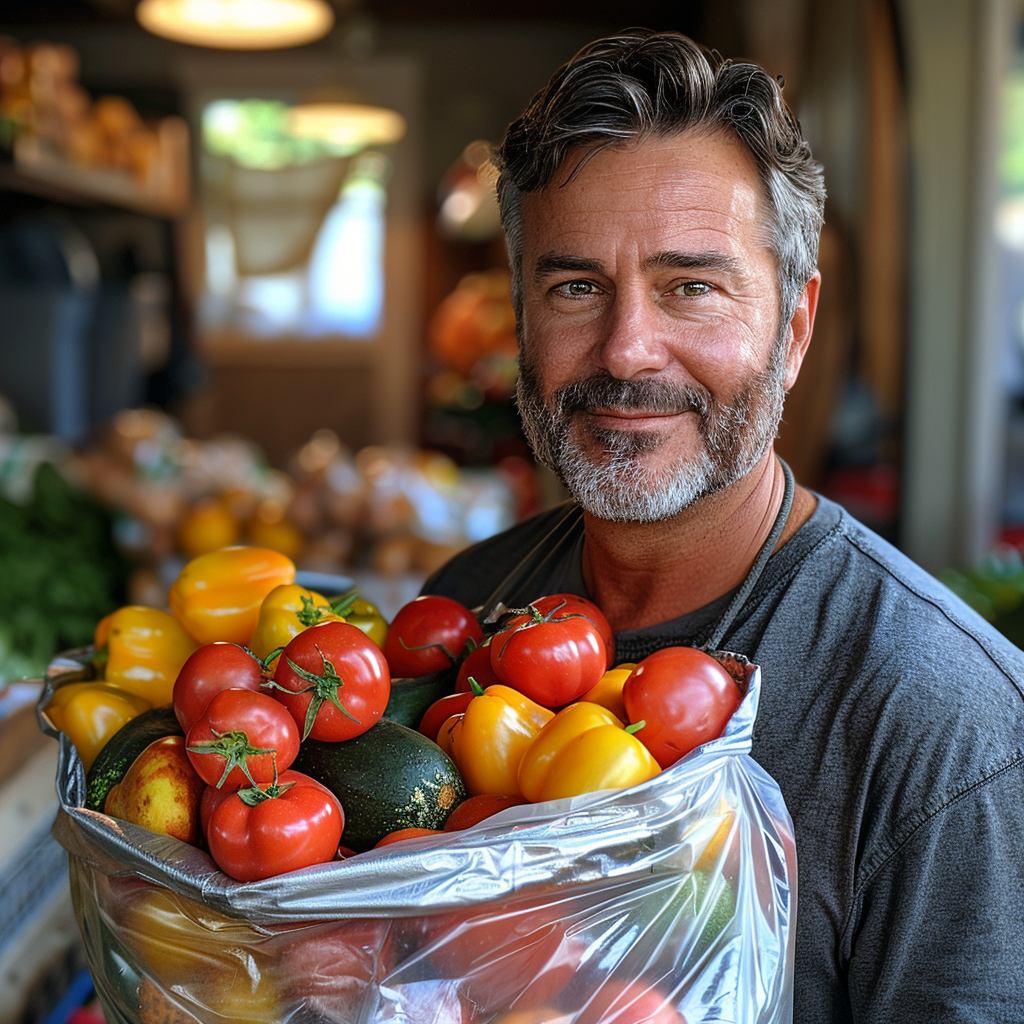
[248,584,346,670]
[334,594,388,650]
[449,684,555,797]
[579,663,637,722]
[518,702,661,803]
[44,682,152,771]
[93,606,200,705]
[168,546,295,646]
[114,883,282,1022]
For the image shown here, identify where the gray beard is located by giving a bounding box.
[515,342,787,523]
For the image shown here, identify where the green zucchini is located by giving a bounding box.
[84,705,183,812]
[383,668,458,729]
[292,718,468,851]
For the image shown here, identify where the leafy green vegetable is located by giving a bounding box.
[0,462,130,680]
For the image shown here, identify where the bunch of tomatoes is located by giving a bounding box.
[173,617,389,881]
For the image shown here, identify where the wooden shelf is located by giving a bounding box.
[0,155,187,219]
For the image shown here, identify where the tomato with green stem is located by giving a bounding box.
[529,593,615,669]
[270,621,390,741]
[384,596,482,677]
[489,602,607,707]
[204,769,343,881]
[186,688,299,790]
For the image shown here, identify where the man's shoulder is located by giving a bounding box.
[804,498,1024,689]
[753,500,1024,890]
[423,502,581,610]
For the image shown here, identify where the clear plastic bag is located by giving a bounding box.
[42,648,795,1024]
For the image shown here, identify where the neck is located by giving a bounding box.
[580,450,816,633]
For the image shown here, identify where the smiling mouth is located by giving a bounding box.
[583,408,692,426]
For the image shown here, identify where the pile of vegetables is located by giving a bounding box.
[41,545,766,1024]
[45,544,745,884]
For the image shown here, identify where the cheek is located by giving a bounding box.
[665,316,770,391]
[520,328,593,393]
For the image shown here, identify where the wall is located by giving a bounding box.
[899,0,1011,571]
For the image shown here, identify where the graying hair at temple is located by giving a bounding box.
[495,28,827,330]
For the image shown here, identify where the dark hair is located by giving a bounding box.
[495,29,825,326]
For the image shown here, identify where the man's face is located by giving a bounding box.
[516,130,795,522]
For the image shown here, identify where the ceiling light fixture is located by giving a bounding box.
[285,102,406,148]
[136,0,335,50]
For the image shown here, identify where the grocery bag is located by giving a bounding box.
[40,645,795,1024]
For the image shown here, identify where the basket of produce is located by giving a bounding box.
[38,546,796,1024]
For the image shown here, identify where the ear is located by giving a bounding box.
[782,271,821,390]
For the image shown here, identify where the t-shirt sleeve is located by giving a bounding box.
[844,757,1024,1022]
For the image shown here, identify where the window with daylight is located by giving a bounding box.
[198,98,390,340]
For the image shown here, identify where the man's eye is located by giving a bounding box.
[675,281,711,297]
[559,280,596,297]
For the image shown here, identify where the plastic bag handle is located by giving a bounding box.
[477,503,585,625]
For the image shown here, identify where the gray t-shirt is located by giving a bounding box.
[424,496,1024,1023]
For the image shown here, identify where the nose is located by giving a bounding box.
[595,286,671,379]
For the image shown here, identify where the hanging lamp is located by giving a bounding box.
[285,102,406,149]
[136,0,335,50]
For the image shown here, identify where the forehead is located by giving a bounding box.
[519,130,773,262]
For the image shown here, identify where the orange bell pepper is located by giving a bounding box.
[168,547,295,646]
[448,684,555,797]
[44,682,152,771]
[518,702,661,803]
[248,584,345,671]
[93,606,200,705]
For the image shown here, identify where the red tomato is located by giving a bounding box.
[418,691,475,741]
[427,894,584,1013]
[205,769,343,881]
[530,594,615,669]
[276,917,396,1019]
[489,605,606,707]
[443,793,527,831]
[374,827,444,847]
[455,640,501,693]
[622,648,741,767]
[578,981,688,1024]
[172,642,265,733]
[200,782,230,838]
[384,596,483,677]
[272,621,390,741]
[186,688,299,790]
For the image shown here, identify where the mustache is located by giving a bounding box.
[551,372,713,421]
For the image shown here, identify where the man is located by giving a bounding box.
[425,29,1024,1023]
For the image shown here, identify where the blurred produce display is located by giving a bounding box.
[0,36,189,212]
[74,408,532,607]
[0,459,129,682]
[423,269,524,465]
[940,548,1024,649]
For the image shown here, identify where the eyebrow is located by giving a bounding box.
[532,249,745,281]
[532,253,605,280]
[643,250,744,276]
